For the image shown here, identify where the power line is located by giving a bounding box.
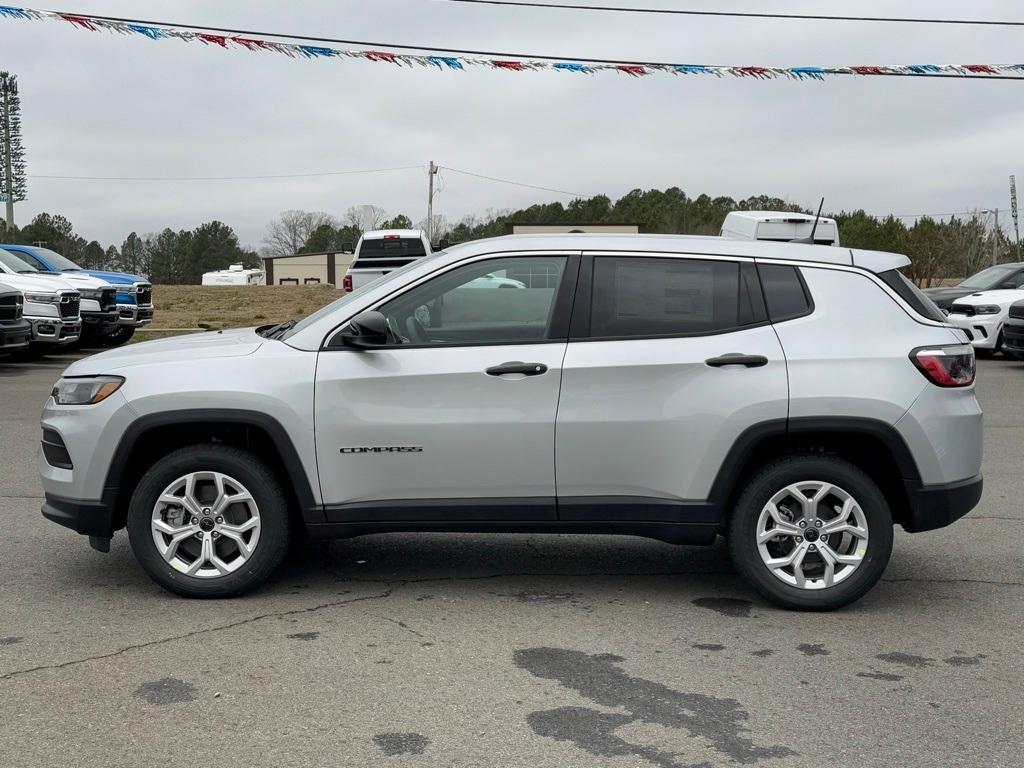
[441,166,583,197]
[446,0,1024,28]
[28,165,423,181]
[16,8,1024,79]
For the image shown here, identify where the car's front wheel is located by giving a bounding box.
[127,445,291,598]
[102,325,135,347]
[728,455,893,611]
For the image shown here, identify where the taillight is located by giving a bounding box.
[342,275,353,293]
[910,344,975,387]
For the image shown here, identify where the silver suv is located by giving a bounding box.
[39,235,983,609]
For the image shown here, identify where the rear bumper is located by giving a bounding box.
[0,318,31,350]
[902,475,983,532]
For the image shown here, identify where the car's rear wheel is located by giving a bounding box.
[127,445,290,598]
[728,455,893,611]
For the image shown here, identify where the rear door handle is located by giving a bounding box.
[486,361,548,376]
[705,354,769,368]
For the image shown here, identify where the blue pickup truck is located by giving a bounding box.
[0,244,153,346]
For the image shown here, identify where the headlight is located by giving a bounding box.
[51,376,125,405]
[974,305,1000,315]
[24,292,58,303]
[78,289,101,300]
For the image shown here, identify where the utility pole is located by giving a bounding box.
[993,208,1000,266]
[426,161,438,244]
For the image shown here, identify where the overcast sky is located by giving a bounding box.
[4,0,1024,249]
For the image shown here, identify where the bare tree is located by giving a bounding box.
[343,204,388,232]
[261,210,337,257]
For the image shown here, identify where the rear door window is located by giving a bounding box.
[588,256,761,338]
[877,269,947,322]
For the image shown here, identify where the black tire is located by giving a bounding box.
[101,325,135,347]
[127,445,291,598]
[727,454,893,611]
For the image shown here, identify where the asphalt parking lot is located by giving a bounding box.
[1,352,1021,768]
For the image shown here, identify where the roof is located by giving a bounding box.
[360,229,425,240]
[262,250,352,261]
[442,233,907,271]
[724,211,836,223]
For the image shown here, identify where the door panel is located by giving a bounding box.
[314,253,577,518]
[315,344,566,511]
[555,327,787,504]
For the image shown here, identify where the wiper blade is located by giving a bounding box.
[262,319,297,339]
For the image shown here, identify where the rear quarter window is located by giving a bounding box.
[758,263,813,322]
[877,269,947,322]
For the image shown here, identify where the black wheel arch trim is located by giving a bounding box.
[101,409,322,529]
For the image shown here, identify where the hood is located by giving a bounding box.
[26,271,115,290]
[83,269,147,285]
[0,272,78,293]
[922,286,968,297]
[950,289,1024,307]
[65,327,264,374]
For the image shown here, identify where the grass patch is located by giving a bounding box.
[141,285,339,337]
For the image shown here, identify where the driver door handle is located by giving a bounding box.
[486,361,548,377]
[705,354,769,368]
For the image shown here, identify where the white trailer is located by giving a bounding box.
[201,264,266,286]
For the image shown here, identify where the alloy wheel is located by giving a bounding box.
[150,471,262,579]
[756,480,869,590]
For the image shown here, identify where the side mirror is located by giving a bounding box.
[338,310,389,349]
[1000,282,1017,290]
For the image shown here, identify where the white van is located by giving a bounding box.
[721,211,841,247]
[343,229,432,293]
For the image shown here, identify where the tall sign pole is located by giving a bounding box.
[1,74,15,228]
[1011,175,1021,255]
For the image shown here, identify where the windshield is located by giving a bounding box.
[29,247,83,271]
[959,264,1018,290]
[278,251,445,341]
[0,249,41,273]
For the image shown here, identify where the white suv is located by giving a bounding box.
[946,288,1024,356]
[39,235,982,610]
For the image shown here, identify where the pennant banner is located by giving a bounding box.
[2,5,1023,81]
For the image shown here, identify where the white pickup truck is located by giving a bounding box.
[342,229,432,293]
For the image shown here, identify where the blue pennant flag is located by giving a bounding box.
[298,45,336,59]
[0,6,32,18]
[790,66,826,80]
[128,24,165,40]
[674,65,711,75]
[907,65,942,74]
[426,56,464,70]
[553,62,591,74]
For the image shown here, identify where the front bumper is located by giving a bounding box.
[117,303,154,327]
[1003,319,1024,355]
[42,492,117,539]
[902,475,983,532]
[0,318,31,350]
[947,313,1002,349]
[26,316,82,345]
[82,309,120,335]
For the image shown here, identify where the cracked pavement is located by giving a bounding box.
[1,353,1022,767]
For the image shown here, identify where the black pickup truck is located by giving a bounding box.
[0,282,31,353]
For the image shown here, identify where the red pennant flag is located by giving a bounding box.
[965,64,997,74]
[851,66,886,75]
[231,37,272,51]
[617,65,647,77]
[59,14,98,30]
[492,60,526,71]
[365,50,399,63]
